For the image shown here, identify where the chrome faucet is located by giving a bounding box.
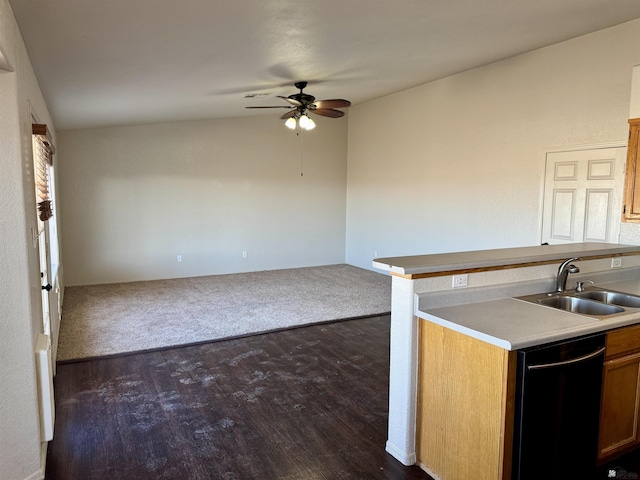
[555,257,580,292]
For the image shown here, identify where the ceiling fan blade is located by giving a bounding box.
[280,110,298,119]
[313,99,351,109]
[277,95,302,107]
[312,108,345,118]
[245,106,294,109]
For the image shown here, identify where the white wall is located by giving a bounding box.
[56,20,640,285]
[346,19,640,270]
[0,0,58,478]
[58,115,347,286]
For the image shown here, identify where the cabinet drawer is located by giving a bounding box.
[606,324,640,359]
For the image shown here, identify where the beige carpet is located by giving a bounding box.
[57,264,391,361]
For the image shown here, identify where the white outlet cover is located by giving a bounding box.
[452,274,468,288]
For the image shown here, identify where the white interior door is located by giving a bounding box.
[541,147,626,244]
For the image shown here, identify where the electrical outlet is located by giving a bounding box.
[452,274,468,288]
[611,257,622,268]
[177,254,182,262]
[242,251,248,258]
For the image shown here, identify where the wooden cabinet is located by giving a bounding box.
[623,118,640,222]
[598,324,640,461]
[416,320,517,480]
[416,320,640,475]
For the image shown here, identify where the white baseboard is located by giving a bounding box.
[24,465,44,480]
[24,471,44,480]
[23,441,49,480]
[385,440,416,466]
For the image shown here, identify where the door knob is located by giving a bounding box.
[42,284,52,291]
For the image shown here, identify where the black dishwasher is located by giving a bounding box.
[512,333,606,480]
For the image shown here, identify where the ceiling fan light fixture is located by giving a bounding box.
[285,116,297,129]
[299,114,315,130]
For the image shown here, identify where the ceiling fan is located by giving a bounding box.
[245,81,351,130]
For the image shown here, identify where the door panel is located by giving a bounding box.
[550,189,576,240]
[584,189,612,242]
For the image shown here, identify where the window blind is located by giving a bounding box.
[32,124,55,224]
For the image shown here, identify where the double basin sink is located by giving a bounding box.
[517,288,640,318]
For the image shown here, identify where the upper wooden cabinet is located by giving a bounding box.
[622,118,640,222]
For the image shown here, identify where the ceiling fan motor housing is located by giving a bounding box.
[289,93,316,105]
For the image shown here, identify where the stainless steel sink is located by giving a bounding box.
[574,290,640,308]
[536,296,625,315]
[516,286,640,318]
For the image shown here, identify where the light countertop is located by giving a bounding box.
[417,278,640,350]
[373,242,640,276]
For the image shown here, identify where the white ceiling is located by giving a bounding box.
[10,0,640,130]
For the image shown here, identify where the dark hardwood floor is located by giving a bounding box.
[46,315,432,480]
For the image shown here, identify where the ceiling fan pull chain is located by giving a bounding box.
[298,130,304,177]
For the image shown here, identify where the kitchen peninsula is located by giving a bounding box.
[373,242,640,479]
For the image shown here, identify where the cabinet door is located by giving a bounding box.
[623,118,640,222]
[598,351,640,459]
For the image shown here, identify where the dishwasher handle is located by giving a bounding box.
[527,346,606,371]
